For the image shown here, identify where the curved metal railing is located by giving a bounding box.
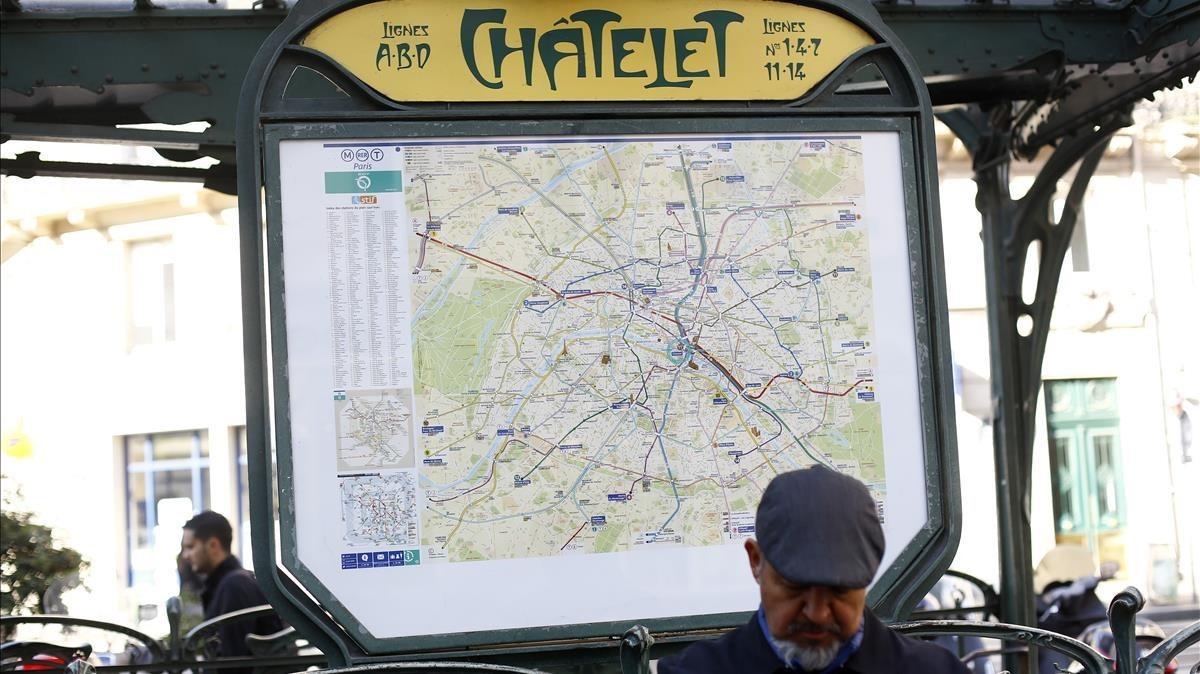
[3,585,1196,674]
[0,615,165,662]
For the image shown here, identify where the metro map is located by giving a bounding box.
[399,134,884,563]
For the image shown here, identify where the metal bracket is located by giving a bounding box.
[618,626,653,674]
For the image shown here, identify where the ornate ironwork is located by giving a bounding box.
[0,615,165,663]
[938,100,1133,673]
[2,588,1197,674]
[304,664,547,674]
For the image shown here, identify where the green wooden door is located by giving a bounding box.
[1045,379,1126,566]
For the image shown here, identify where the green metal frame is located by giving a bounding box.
[237,0,960,665]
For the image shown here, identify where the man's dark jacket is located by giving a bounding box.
[656,610,969,673]
[200,555,285,665]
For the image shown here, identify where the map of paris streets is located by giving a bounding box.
[403,135,884,563]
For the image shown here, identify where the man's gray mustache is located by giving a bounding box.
[786,621,841,636]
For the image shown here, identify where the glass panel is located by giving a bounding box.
[130,471,150,548]
[1091,432,1122,529]
[151,430,208,460]
[127,435,148,464]
[124,431,213,590]
[236,426,249,537]
[153,469,195,504]
[1050,434,1079,534]
[1048,381,1073,415]
[128,238,175,347]
[199,466,210,511]
[162,262,176,342]
[237,424,252,561]
[1085,379,1117,414]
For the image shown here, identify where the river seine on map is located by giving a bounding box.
[404,134,884,563]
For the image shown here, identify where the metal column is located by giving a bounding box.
[940,102,1131,672]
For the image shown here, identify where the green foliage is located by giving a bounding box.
[0,485,87,615]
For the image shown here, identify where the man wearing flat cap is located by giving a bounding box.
[657,466,968,673]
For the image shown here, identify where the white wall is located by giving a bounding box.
[938,155,1199,603]
[0,200,248,627]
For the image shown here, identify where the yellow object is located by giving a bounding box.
[301,0,875,102]
[2,424,32,459]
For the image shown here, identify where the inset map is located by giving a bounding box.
[335,388,414,471]
[340,472,419,547]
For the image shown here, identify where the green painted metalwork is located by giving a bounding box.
[2,591,1196,673]
[893,587,1200,674]
[3,1,1196,187]
[617,627,652,674]
[0,0,1196,671]
[939,99,1130,674]
[895,619,1113,672]
[1141,618,1200,674]
[254,112,956,658]
[302,665,547,674]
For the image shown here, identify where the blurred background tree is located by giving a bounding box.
[1,478,87,616]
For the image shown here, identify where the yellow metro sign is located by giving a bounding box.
[301,0,875,102]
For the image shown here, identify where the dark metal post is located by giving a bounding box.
[940,103,1129,673]
[619,625,653,674]
[166,596,182,662]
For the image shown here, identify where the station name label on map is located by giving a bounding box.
[300,0,875,102]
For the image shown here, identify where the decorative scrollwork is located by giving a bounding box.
[893,597,1199,674]
[892,620,1110,673]
[1139,618,1200,674]
[1107,586,1146,674]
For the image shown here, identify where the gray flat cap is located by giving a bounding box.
[755,466,885,588]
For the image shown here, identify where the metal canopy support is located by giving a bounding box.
[2,1,1196,188]
[939,102,1130,673]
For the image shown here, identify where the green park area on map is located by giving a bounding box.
[403,136,884,563]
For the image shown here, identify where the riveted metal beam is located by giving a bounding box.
[3,1,1196,169]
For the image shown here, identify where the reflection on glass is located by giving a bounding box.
[1092,433,1120,529]
[153,431,208,460]
[1050,384,1073,414]
[1086,380,1116,412]
[1051,434,1078,533]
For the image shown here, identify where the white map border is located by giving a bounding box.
[278,131,926,639]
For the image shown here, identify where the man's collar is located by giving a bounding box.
[203,554,241,591]
[755,606,790,666]
[840,610,891,672]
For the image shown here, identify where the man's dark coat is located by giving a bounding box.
[200,555,285,667]
[656,610,969,673]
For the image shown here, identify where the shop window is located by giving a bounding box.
[234,426,250,562]
[127,238,176,348]
[123,430,209,588]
